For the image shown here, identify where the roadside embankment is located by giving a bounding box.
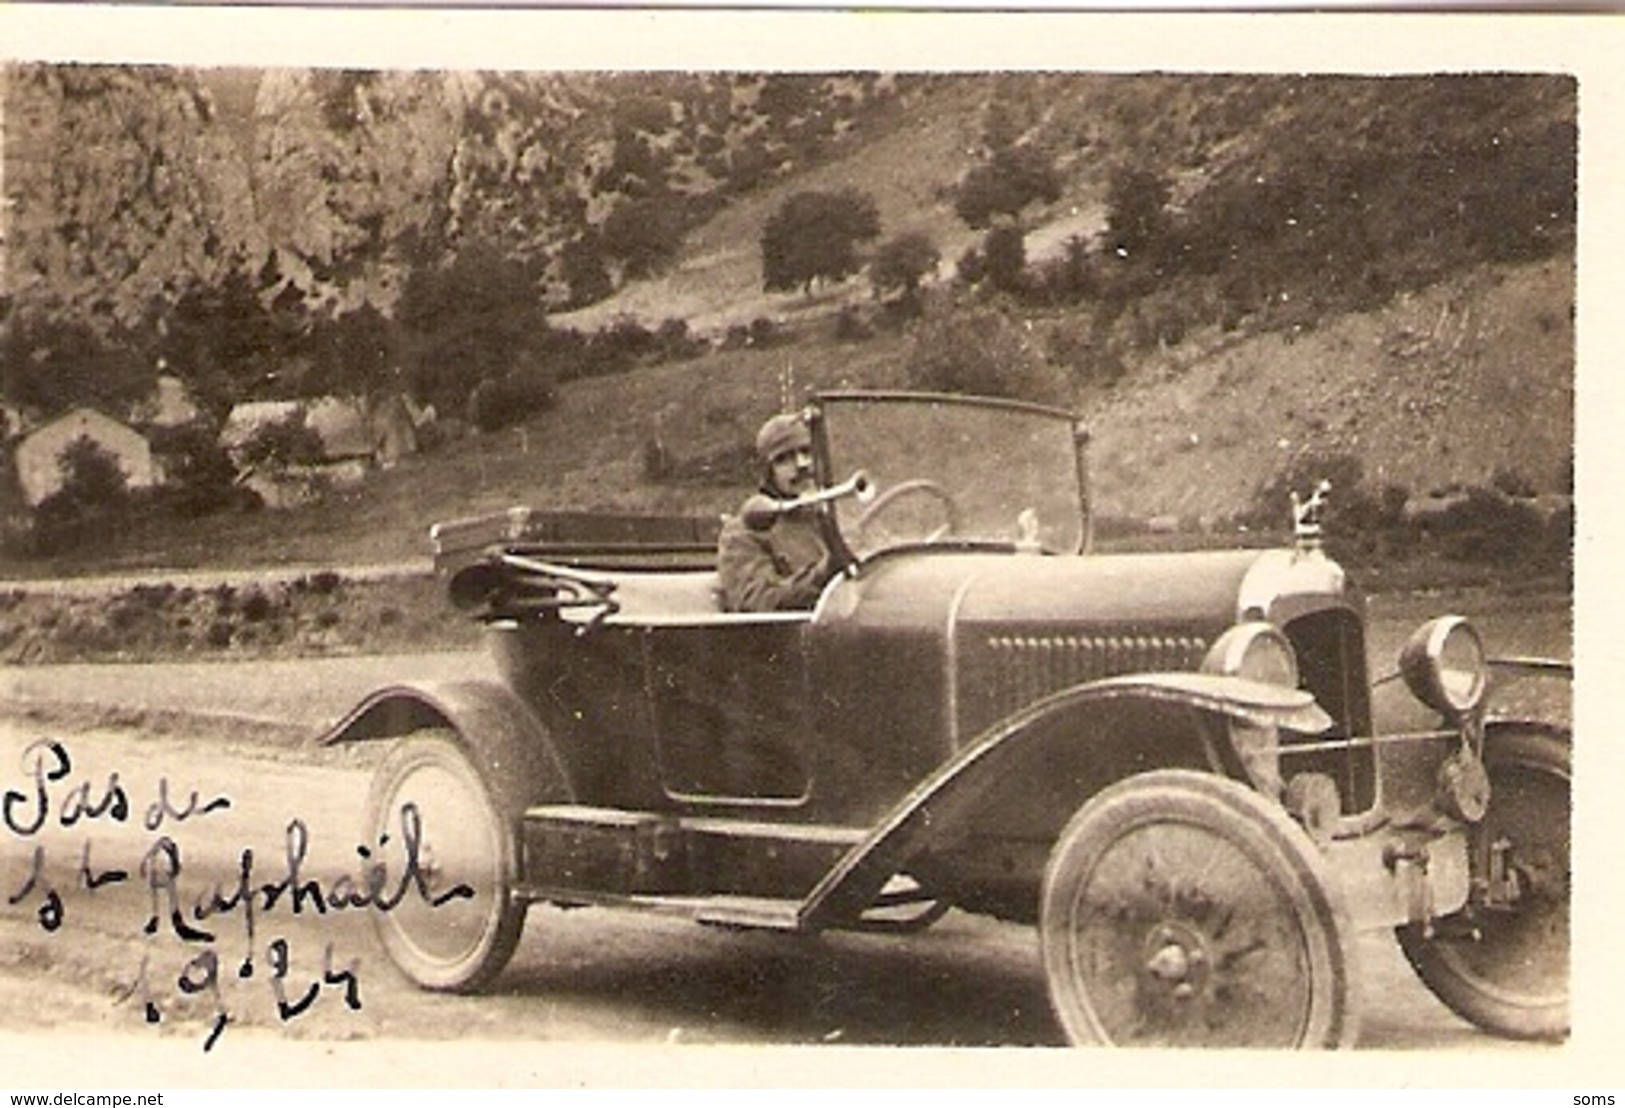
[1,565,477,666]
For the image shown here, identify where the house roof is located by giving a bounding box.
[304,397,372,458]
[219,401,304,451]
[21,406,148,449]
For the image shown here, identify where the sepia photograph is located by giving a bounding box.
[0,5,1613,1089]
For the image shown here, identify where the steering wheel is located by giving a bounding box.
[852,478,961,544]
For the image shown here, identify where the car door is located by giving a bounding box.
[643,615,814,804]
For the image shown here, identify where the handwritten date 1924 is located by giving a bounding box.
[120,936,362,1052]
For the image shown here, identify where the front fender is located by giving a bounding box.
[320,678,575,821]
[802,672,1330,929]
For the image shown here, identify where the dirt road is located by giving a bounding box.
[0,717,1549,1059]
[0,593,1572,1080]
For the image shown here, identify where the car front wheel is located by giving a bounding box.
[1040,770,1359,1048]
[362,731,527,992]
[1396,725,1570,1040]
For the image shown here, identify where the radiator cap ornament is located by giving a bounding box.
[1292,479,1332,554]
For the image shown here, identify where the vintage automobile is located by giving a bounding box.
[323,390,1570,1048]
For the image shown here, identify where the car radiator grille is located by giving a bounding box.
[981,633,1210,719]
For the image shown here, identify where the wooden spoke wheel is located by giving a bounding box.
[1397,726,1570,1040]
[363,732,526,992]
[1040,770,1359,1048]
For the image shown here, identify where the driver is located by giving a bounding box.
[717,412,836,612]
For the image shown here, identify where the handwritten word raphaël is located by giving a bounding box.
[142,804,474,948]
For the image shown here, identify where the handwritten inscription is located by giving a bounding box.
[2,738,471,1051]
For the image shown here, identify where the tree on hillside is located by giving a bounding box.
[869,232,941,305]
[983,224,1028,293]
[1,312,152,416]
[761,189,881,294]
[905,306,1070,407]
[395,238,556,420]
[1104,165,1173,261]
[155,253,305,415]
[595,131,674,200]
[305,304,399,398]
[558,232,615,309]
[601,196,688,279]
[954,145,1062,230]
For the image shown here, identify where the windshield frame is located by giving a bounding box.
[810,390,1092,565]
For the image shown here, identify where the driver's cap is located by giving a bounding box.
[755,412,811,463]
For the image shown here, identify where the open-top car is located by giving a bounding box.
[324,390,1570,1048]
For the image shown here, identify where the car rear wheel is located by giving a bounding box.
[1396,726,1570,1040]
[363,731,526,992]
[1040,770,1359,1048]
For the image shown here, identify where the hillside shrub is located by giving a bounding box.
[601,196,687,279]
[1104,165,1174,262]
[655,318,707,362]
[1246,452,1569,573]
[1424,488,1564,567]
[32,437,133,556]
[559,233,614,309]
[833,305,874,342]
[869,232,941,305]
[468,364,558,432]
[954,145,1062,230]
[983,225,1029,295]
[748,317,784,348]
[237,412,324,470]
[955,245,988,287]
[905,308,1071,407]
[1491,466,1538,500]
[148,421,239,518]
[591,319,658,372]
[1243,451,1405,560]
[1032,235,1098,304]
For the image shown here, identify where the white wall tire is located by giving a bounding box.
[363,732,526,992]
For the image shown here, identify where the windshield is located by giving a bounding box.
[820,392,1087,560]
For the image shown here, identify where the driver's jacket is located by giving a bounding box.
[717,493,832,613]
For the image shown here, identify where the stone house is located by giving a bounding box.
[12,407,160,507]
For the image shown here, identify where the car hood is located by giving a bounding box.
[822,546,1350,739]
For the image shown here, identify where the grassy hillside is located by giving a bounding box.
[30,249,1569,579]
[4,73,1575,580]
[552,79,995,337]
[1087,256,1573,522]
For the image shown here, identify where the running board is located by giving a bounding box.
[655,894,805,931]
[519,804,866,904]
